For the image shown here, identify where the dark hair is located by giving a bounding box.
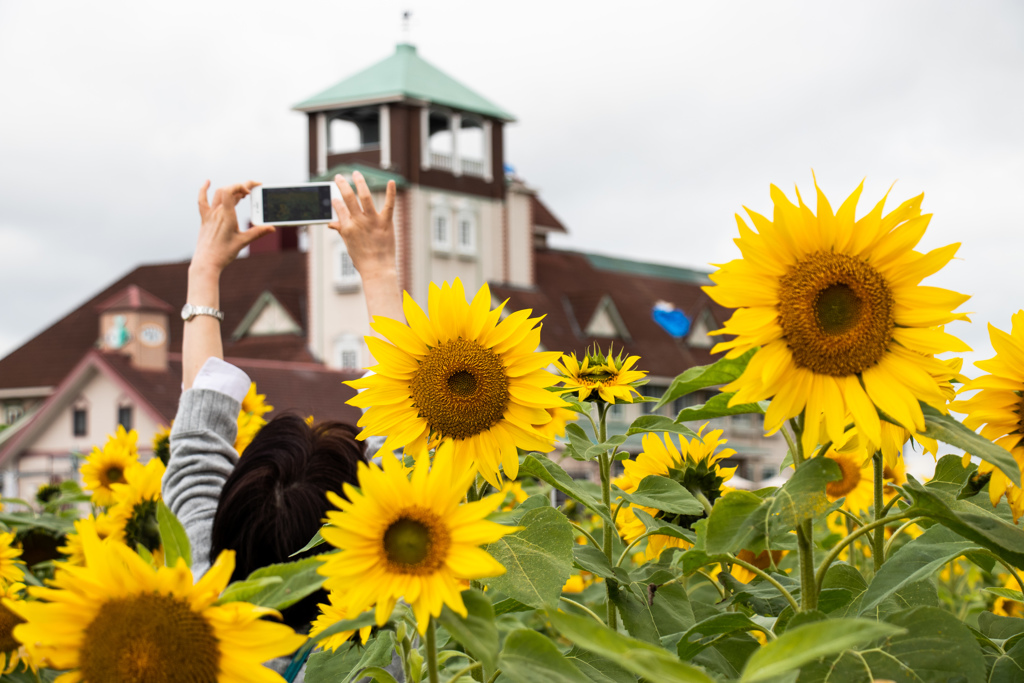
[210,414,366,628]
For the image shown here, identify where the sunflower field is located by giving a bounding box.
[3,180,1024,682]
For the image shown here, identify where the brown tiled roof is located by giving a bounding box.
[531,196,567,233]
[0,251,309,391]
[95,285,175,313]
[490,249,729,379]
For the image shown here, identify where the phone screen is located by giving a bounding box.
[261,186,333,223]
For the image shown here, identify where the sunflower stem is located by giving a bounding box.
[425,618,440,683]
[597,402,619,630]
[872,451,885,572]
[788,417,818,611]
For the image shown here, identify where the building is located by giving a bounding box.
[0,43,785,499]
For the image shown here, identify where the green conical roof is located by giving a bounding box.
[293,44,515,121]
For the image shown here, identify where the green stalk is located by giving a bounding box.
[814,511,911,590]
[597,402,618,630]
[872,451,885,572]
[425,619,440,683]
[786,419,818,611]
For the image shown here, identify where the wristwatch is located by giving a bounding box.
[181,303,225,322]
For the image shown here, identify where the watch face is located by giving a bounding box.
[180,304,193,321]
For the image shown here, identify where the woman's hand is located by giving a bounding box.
[328,172,397,279]
[192,180,275,278]
[328,172,404,327]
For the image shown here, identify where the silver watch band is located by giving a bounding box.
[182,303,225,322]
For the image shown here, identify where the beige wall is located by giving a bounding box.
[12,369,160,501]
[310,186,509,369]
[505,185,534,287]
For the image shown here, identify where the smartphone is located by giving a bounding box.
[250,182,340,226]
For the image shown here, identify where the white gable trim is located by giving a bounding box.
[232,291,302,341]
[585,295,630,341]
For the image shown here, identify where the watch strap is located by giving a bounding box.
[186,305,224,322]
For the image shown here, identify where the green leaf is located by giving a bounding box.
[309,610,377,643]
[564,647,636,683]
[978,611,1024,640]
[986,587,1024,601]
[437,589,498,672]
[519,455,613,525]
[739,618,902,683]
[216,576,284,605]
[704,491,765,554]
[615,476,704,516]
[585,435,629,461]
[611,584,661,645]
[656,349,757,410]
[675,393,768,422]
[990,637,1024,683]
[859,525,979,614]
[677,612,767,660]
[631,507,696,544]
[650,582,696,637]
[873,607,986,683]
[290,527,326,557]
[704,459,839,555]
[156,501,192,568]
[492,597,534,615]
[305,631,398,683]
[482,506,574,609]
[549,611,716,683]
[573,544,618,581]
[626,415,699,438]
[564,423,598,461]
[243,555,326,610]
[904,477,1024,568]
[919,402,1021,487]
[498,629,591,683]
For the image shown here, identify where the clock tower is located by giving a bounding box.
[293,44,545,370]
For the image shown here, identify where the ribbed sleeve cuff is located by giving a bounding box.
[171,388,241,443]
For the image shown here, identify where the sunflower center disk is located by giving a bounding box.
[778,251,895,376]
[0,603,23,653]
[382,510,451,575]
[80,593,219,683]
[411,338,511,440]
[827,457,862,498]
[105,467,123,484]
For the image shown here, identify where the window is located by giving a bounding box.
[456,211,476,255]
[334,336,362,371]
[640,385,664,415]
[118,406,133,431]
[4,404,23,425]
[431,209,451,252]
[333,242,360,289]
[73,408,87,437]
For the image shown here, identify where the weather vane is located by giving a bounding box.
[402,10,412,44]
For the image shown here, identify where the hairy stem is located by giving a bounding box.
[815,511,911,590]
[425,619,440,683]
[788,417,818,611]
[597,402,619,630]
[872,451,885,572]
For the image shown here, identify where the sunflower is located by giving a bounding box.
[534,406,579,442]
[80,426,140,507]
[152,424,171,466]
[951,311,1024,521]
[309,590,372,653]
[993,574,1024,618]
[499,480,530,511]
[822,446,874,514]
[730,549,787,584]
[616,426,736,561]
[8,525,305,681]
[57,513,125,566]
[318,444,515,635]
[236,383,273,455]
[555,346,647,404]
[346,280,565,486]
[0,533,24,587]
[107,458,165,555]
[0,582,30,674]
[705,180,971,455]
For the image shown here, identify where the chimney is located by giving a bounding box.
[95,285,172,371]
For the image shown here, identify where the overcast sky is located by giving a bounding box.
[1,0,1022,378]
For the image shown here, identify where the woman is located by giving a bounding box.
[163,172,402,678]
